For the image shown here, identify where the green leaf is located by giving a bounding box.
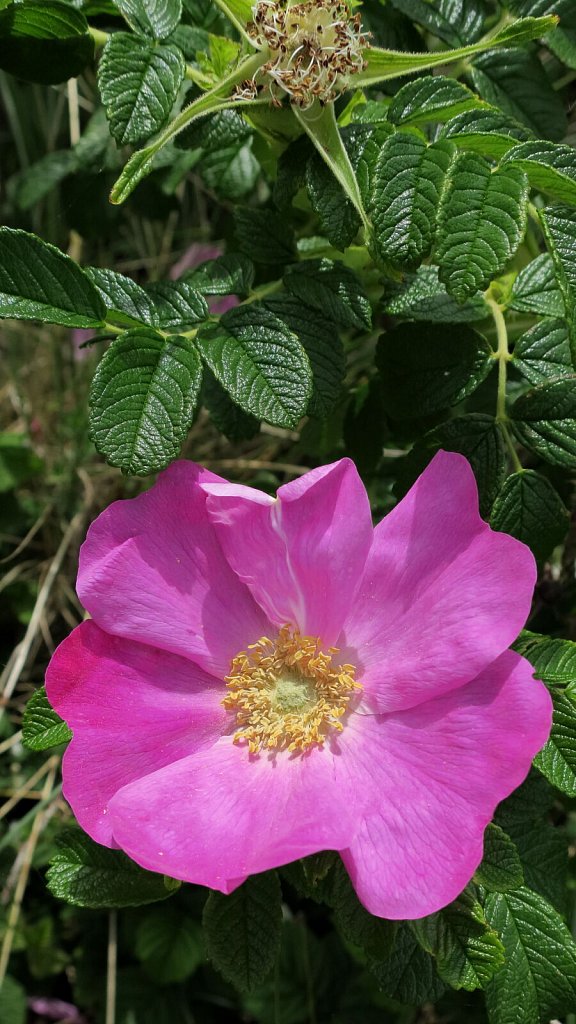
[510,378,576,467]
[534,690,576,796]
[470,48,566,141]
[234,207,296,266]
[384,265,490,323]
[89,329,202,475]
[0,228,105,328]
[195,306,312,428]
[475,824,524,894]
[0,0,94,84]
[293,99,368,226]
[0,432,43,492]
[283,259,371,331]
[98,34,185,146]
[14,149,79,211]
[501,141,576,204]
[0,977,26,1024]
[439,108,533,159]
[115,0,182,39]
[490,470,569,561]
[199,139,259,201]
[145,281,209,331]
[370,923,446,1004]
[22,686,72,751]
[202,369,260,441]
[412,887,505,991]
[184,253,254,297]
[203,873,282,992]
[387,0,488,46]
[135,904,203,984]
[394,413,506,518]
[509,254,564,317]
[484,887,576,1024]
[377,324,493,419]
[515,631,576,687]
[47,828,178,908]
[514,319,572,385]
[330,862,396,960]
[539,205,576,355]
[369,134,454,270]
[85,266,158,327]
[435,154,528,302]
[265,294,346,419]
[388,75,486,127]
[305,147,361,252]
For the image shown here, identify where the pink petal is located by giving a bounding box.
[46,621,225,845]
[77,461,270,678]
[340,650,552,919]
[203,459,373,646]
[108,738,362,889]
[341,451,536,713]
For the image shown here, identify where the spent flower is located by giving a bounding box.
[46,453,551,919]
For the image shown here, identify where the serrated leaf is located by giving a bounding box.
[330,862,396,960]
[199,139,259,201]
[507,0,573,17]
[490,470,569,560]
[484,887,576,1024]
[471,48,566,141]
[203,873,282,992]
[370,923,446,1004]
[98,34,185,146]
[202,369,260,440]
[388,75,486,127]
[515,631,576,687]
[0,228,105,328]
[115,0,182,38]
[412,887,505,991]
[384,265,490,323]
[145,281,208,331]
[377,324,493,419]
[184,253,254,297]
[22,685,72,751]
[514,319,572,385]
[387,0,489,46]
[135,904,203,984]
[539,205,576,355]
[306,148,361,252]
[510,378,576,467]
[436,154,528,302]
[502,141,576,204]
[369,134,454,270]
[534,690,576,796]
[509,254,564,317]
[439,108,533,159]
[195,306,311,428]
[47,829,177,908]
[265,294,346,419]
[475,824,524,893]
[85,266,158,327]
[393,413,506,517]
[343,121,394,206]
[234,207,296,266]
[89,329,202,475]
[0,0,94,84]
[283,259,371,330]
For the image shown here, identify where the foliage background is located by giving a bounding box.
[2,0,576,1022]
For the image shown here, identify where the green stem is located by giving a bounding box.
[487,296,523,473]
[88,26,108,48]
[292,100,370,229]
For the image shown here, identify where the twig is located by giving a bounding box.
[0,759,55,822]
[106,911,118,1024]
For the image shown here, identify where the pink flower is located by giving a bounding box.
[45,453,552,919]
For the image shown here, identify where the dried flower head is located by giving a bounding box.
[237,0,369,108]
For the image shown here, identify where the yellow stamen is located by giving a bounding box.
[223,624,360,755]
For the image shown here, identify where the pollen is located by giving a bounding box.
[223,624,360,755]
[235,0,369,109]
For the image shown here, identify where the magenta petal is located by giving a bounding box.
[340,651,552,919]
[342,451,537,713]
[204,459,373,646]
[108,739,362,888]
[46,621,225,846]
[77,461,270,678]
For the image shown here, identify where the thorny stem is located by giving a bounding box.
[486,295,523,473]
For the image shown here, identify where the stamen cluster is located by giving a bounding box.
[224,624,360,754]
[237,0,368,109]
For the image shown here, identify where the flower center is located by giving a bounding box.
[237,0,368,109]
[223,624,360,754]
